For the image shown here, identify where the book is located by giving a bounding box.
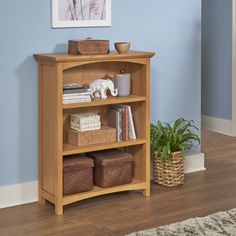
[115,105,129,141]
[123,106,129,141]
[63,83,89,94]
[63,95,91,100]
[113,107,123,142]
[63,88,89,94]
[63,92,91,97]
[127,106,136,140]
[63,83,83,90]
[108,108,120,141]
[108,105,136,141]
[118,105,136,140]
[63,97,91,104]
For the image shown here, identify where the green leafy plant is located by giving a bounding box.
[150,118,200,161]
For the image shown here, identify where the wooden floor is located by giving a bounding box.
[1,129,236,236]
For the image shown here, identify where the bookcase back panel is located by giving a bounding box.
[131,103,147,139]
[125,63,147,96]
[124,145,146,181]
[63,106,109,143]
[63,62,146,96]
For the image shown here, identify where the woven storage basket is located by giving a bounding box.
[63,156,94,195]
[68,126,116,147]
[153,151,184,187]
[89,149,133,188]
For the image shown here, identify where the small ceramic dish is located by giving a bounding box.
[114,42,131,54]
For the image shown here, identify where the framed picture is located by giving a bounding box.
[52,0,111,28]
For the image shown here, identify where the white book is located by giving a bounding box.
[63,95,91,100]
[127,106,136,140]
[63,98,91,104]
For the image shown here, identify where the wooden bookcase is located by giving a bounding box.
[34,51,155,215]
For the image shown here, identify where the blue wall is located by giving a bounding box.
[0,0,201,186]
[202,0,232,120]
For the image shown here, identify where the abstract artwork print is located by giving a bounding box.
[52,0,111,27]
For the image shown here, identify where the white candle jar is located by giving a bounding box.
[114,73,131,97]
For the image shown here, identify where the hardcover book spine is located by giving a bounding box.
[63,88,89,94]
[122,106,129,141]
[63,97,91,104]
[108,109,119,141]
[127,106,136,140]
[117,109,123,142]
[63,93,90,97]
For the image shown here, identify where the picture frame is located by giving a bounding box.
[52,0,111,28]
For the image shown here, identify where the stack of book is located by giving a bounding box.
[108,105,136,142]
[71,113,101,132]
[63,83,91,104]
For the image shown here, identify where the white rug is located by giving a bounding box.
[126,208,236,236]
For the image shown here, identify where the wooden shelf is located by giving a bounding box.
[63,95,146,109]
[63,179,146,206]
[63,139,146,156]
[34,51,155,63]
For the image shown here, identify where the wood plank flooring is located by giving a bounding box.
[1,129,236,236]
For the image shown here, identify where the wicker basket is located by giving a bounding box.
[153,151,184,187]
[89,149,133,188]
[63,156,94,195]
[68,126,116,147]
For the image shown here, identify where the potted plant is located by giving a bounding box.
[150,118,200,187]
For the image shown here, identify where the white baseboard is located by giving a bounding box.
[0,153,205,209]
[0,181,38,209]
[184,152,206,173]
[201,115,232,136]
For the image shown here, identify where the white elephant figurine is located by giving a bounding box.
[89,79,118,99]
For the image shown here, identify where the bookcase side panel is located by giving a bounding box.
[38,63,44,205]
[144,59,151,196]
[41,64,62,196]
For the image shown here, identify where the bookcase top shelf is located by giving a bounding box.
[33,51,155,63]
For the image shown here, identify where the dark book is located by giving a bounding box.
[108,108,120,141]
[63,88,89,94]
[63,87,89,94]
[123,106,129,141]
[120,105,136,140]
[108,106,124,142]
[63,83,83,89]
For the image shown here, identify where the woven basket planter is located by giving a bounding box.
[153,151,184,187]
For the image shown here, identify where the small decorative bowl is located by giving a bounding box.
[114,42,131,54]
